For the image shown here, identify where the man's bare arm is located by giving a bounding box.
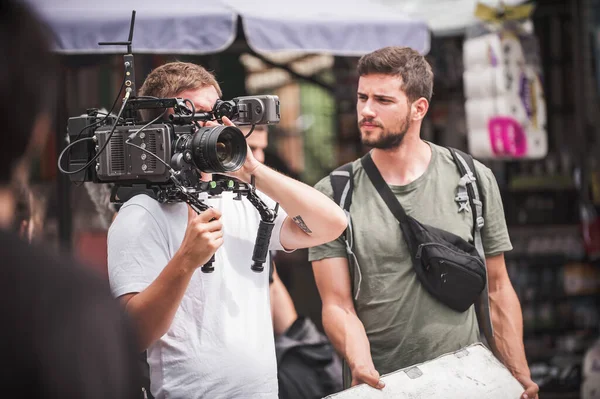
[119,251,197,351]
[312,257,384,389]
[250,163,347,250]
[270,264,298,336]
[115,206,223,351]
[487,253,539,399]
[218,117,347,251]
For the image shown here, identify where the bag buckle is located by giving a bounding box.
[455,193,469,202]
[455,183,470,213]
[476,216,485,230]
[455,193,470,212]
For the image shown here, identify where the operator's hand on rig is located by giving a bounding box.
[177,206,224,272]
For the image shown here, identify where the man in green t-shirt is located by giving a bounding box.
[309,46,539,399]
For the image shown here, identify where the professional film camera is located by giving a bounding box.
[58,11,280,273]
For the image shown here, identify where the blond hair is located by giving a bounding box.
[138,62,222,120]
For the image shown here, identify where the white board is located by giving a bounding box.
[324,343,524,399]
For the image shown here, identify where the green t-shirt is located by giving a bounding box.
[308,142,512,379]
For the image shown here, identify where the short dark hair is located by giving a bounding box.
[357,46,433,103]
[0,0,57,183]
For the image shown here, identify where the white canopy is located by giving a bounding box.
[378,0,529,37]
[24,0,431,56]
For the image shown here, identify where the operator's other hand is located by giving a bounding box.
[351,365,385,390]
[177,206,223,268]
[516,374,540,399]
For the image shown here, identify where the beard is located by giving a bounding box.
[359,112,411,150]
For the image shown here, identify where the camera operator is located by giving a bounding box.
[0,1,141,397]
[107,61,347,399]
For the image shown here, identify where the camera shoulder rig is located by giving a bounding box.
[110,175,279,274]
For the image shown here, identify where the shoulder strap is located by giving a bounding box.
[360,152,410,224]
[448,148,485,258]
[447,147,498,357]
[329,161,363,302]
[330,162,354,211]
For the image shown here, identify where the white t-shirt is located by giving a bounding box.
[108,191,288,399]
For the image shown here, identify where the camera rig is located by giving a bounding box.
[57,10,281,273]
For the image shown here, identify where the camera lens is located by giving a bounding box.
[216,139,233,164]
[189,125,247,173]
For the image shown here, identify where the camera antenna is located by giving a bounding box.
[98,10,137,98]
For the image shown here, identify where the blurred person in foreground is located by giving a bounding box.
[309,46,539,399]
[0,1,140,397]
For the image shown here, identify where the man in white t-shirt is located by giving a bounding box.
[107,61,347,399]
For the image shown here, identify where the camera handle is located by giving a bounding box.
[110,174,278,274]
[234,176,279,272]
[168,176,217,273]
[174,192,217,274]
[176,176,279,273]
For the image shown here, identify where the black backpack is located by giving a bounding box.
[329,147,496,353]
[275,316,343,399]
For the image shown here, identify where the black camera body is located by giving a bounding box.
[66,95,280,191]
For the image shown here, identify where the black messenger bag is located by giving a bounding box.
[361,152,486,312]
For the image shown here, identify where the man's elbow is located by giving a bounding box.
[322,298,355,317]
[321,303,338,326]
[334,207,348,235]
[322,208,347,243]
[135,325,169,353]
[124,301,168,352]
